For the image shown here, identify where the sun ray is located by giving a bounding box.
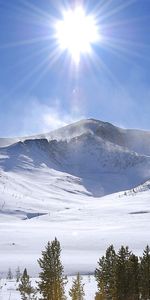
[95,0,137,21]
[24,51,62,96]
[103,34,150,49]
[102,36,150,61]
[0,35,53,49]
[101,14,150,32]
[93,39,146,76]
[86,50,132,111]
[90,51,121,85]
[91,0,114,18]
[3,44,62,101]
[101,42,139,66]
[7,44,53,71]
[9,7,54,29]
[3,0,56,31]
[19,0,51,20]
[2,1,46,23]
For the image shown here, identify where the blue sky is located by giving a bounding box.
[0,0,150,137]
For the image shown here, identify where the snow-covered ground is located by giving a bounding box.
[0,185,150,276]
[0,276,97,300]
[0,119,150,277]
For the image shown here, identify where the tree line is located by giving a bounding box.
[6,238,150,300]
[95,244,150,300]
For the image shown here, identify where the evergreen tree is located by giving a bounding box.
[7,268,13,280]
[139,245,150,300]
[16,266,21,282]
[95,245,150,300]
[95,256,107,299]
[94,279,107,300]
[69,273,85,300]
[95,255,106,297]
[95,245,117,300]
[18,268,36,300]
[38,238,67,300]
[128,254,139,300]
[104,245,117,299]
[115,246,132,300]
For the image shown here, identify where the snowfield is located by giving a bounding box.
[0,187,150,276]
[0,276,97,300]
[0,119,150,276]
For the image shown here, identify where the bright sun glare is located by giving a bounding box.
[55,6,100,64]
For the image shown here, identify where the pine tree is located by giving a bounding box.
[115,246,132,300]
[38,238,67,300]
[69,273,85,300]
[18,268,35,300]
[139,245,150,300]
[94,279,107,300]
[95,255,106,296]
[95,245,117,300]
[7,268,13,280]
[16,266,21,282]
[104,245,117,300]
[128,254,139,300]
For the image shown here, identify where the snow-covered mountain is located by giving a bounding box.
[1,118,150,154]
[0,118,150,275]
[0,119,150,199]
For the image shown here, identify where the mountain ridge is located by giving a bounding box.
[1,118,150,155]
[0,118,150,199]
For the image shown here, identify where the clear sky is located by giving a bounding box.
[0,0,150,137]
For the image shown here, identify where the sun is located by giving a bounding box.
[55,6,100,64]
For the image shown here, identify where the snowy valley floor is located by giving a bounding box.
[0,187,150,276]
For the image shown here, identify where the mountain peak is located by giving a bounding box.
[44,118,117,142]
[1,119,150,157]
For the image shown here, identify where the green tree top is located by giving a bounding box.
[38,238,67,300]
[69,273,85,300]
[18,268,36,300]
